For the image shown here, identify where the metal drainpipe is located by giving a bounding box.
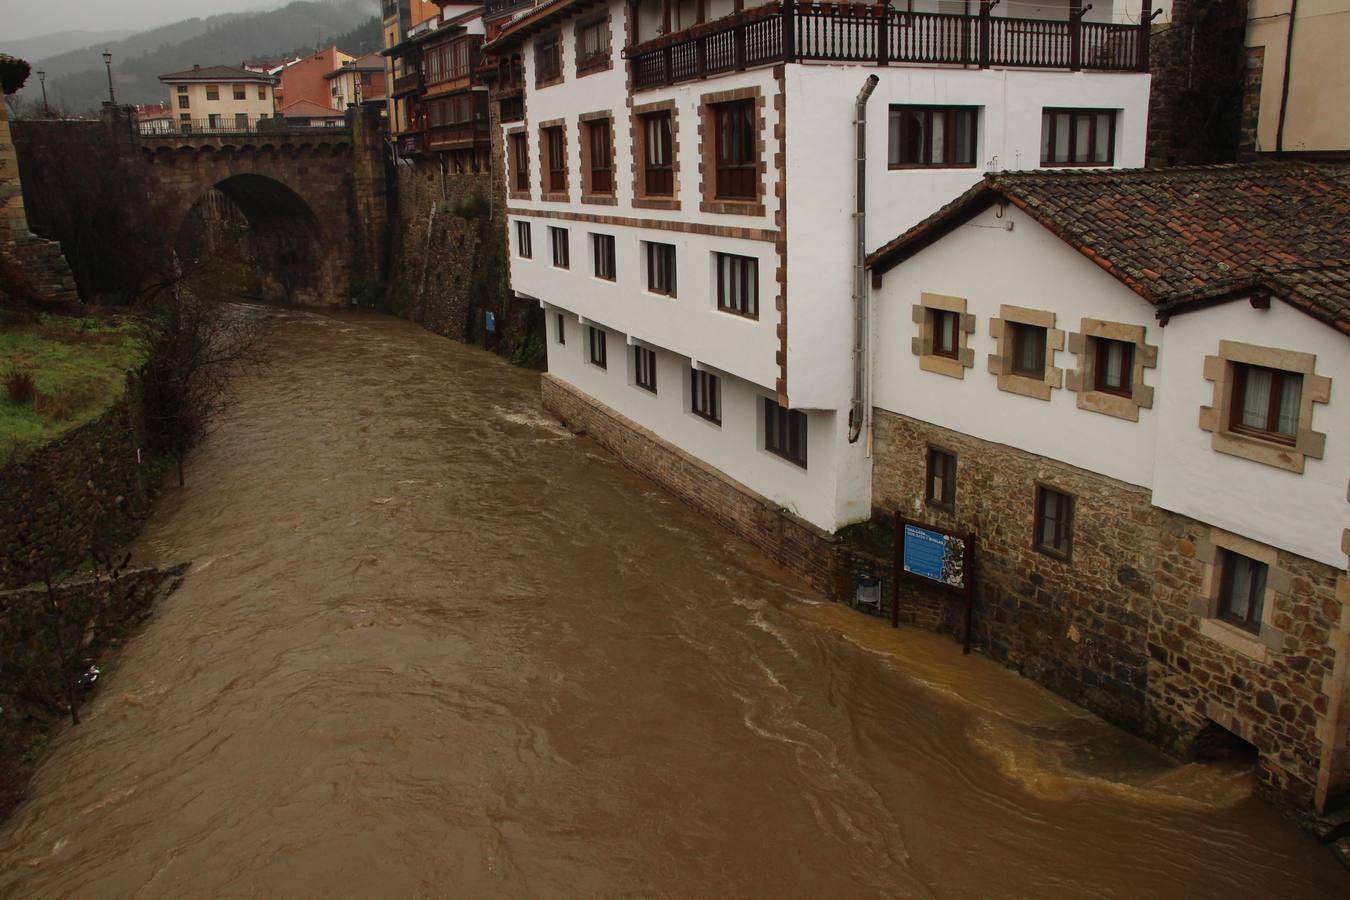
[848,74,880,444]
[1275,0,1299,156]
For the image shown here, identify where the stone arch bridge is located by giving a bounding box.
[12,107,388,306]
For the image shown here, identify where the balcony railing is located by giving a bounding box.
[392,71,423,96]
[150,117,350,136]
[628,1,1150,90]
[484,0,533,19]
[426,120,491,150]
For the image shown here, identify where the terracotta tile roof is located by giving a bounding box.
[866,163,1350,336]
[278,99,346,119]
[158,64,277,83]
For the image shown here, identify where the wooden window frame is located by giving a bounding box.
[691,369,721,425]
[580,114,616,201]
[534,30,563,87]
[913,293,974,379]
[542,125,567,196]
[509,132,529,195]
[1067,319,1156,422]
[1216,548,1267,635]
[634,345,657,393]
[712,99,757,201]
[715,253,758,319]
[592,233,616,281]
[574,13,612,76]
[638,110,675,198]
[764,398,808,468]
[206,85,220,101]
[1009,323,1048,378]
[549,226,569,269]
[587,326,607,369]
[513,221,529,259]
[1040,107,1116,167]
[989,305,1063,401]
[646,242,677,297]
[232,86,247,101]
[1092,336,1135,397]
[1033,485,1074,561]
[1228,363,1301,446]
[925,446,956,511]
[931,309,961,359]
[887,105,978,169]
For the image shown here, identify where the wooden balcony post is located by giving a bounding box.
[876,4,890,67]
[782,0,797,63]
[697,30,707,78]
[735,11,748,69]
[978,1,990,69]
[1070,0,1082,71]
[1139,0,1153,71]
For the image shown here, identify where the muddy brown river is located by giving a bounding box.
[2,310,1346,898]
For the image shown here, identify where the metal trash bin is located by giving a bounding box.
[854,572,882,615]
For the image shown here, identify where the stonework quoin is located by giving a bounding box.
[696,85,768,217]
[987,304,1065,401]
[911,292,976,379]
[1064,318,1158,421]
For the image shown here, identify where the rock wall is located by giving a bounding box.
[870,407,1348,810]
[0,375,147,590]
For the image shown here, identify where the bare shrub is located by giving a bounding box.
[4,369,36,406]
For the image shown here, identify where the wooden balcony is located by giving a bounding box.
[626,1,1151,91]
[425,120,492,151]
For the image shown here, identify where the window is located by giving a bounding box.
[543,126,566,194]
[550,226,569,269]
[535,31,562,85]
[930,309,960,359]
[178,94,190,109]
[586,119,613,195]
[361,72,373,87]
[713,100,756,200]
[646,242,676,296]
[1009,323,1047,378]
[234,113,249,129]
[764,399,808,468]
[233,86,246,100]
[588,326,607,368]
[634,346,657,393]
[641,112,674,196]
[258,87,267,100]
[516,220,532,258]
[1217,549,1267,634]
[925,447,956,510]
[715,253,757,318]
[208,113,222,129]
[1041,108,1115,166]
[575,16,610,74]
[1230,364,1302,445]
[510,133,528,192]
[1034,486,1074,559]
[592,233,615,280]
[555,311,565,344]
[206,85,220,101]
[177,84,188,94]
[691,369,721,424]
[1093,337,1135,396]
[888,105,977,168]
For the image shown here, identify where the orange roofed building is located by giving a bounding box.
[275,45,355,109]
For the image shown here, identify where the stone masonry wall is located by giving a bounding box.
[871,407,1347,809]
[0,376,147,590]
[542,374,838,594]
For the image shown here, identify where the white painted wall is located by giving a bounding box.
[871,203,1160,489]
[871,204,1350,569]
[1153,299,1350,568]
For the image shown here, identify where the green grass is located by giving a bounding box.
[0,314,146,457]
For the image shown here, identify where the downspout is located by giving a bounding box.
[1275,0,1298,156]
[848,74,880,444]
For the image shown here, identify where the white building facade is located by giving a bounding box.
[489,0,1154,552]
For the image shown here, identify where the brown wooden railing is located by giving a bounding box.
[628,1,1151,90]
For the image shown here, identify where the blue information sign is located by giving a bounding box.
[902,523,967,590]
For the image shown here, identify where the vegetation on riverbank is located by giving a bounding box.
[0,313,145,457]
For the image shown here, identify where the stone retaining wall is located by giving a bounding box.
[542,373,837,594]
[0,377,147,590]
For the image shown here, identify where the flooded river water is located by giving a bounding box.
[1,310,1345,897]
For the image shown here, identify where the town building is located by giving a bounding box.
[385,1,493,169]
[277,99,350,128]
[274,46,355,110]
[485,0,1153,565]
[865,162,1350,811]
[135,102,174,135]
[325,52,389,112]
[382,0,464,136]
[158,65,279,132]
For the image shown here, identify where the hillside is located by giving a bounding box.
[3,1,375,115]
[3,31,136,64]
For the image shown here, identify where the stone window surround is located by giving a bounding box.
[630,99,681,211]
[1065,318,1158,422]
[697,86,768,217]
[578,110,617,206]
[534,29,564,89]
[1199,340,1330,474]
[538,118,569,203]
[987,304,1064,401]
[573,11,613,77]
[1189,528,1292,664]
[912,292,975,379]
[506,125,530,201]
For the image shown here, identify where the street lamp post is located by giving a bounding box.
[36,70,48,117]
[102,51,115,104]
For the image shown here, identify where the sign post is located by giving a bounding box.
[893,516,976,654]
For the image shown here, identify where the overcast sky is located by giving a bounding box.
[4,0,280,40]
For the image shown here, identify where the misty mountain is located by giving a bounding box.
[6,1,376,115]
[2,30,137,63]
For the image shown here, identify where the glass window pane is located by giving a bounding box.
[888,108,902,165]
[1041,111,1052,161]
[1240,367,1273,429]
[1277,373,1302,435]
[1094,113,1111,162]
[955,110,974,165]
[930,110,946,164]
[1104,341,1124,388]
[1074,114,1090,161]
[1055,113,1070,160]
